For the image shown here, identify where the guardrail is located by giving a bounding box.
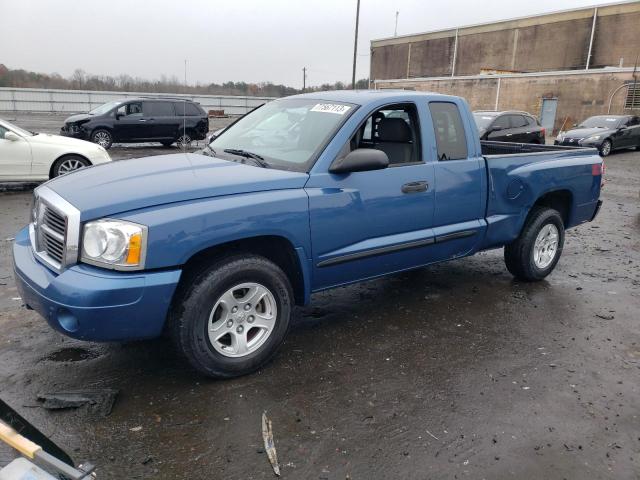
[0,87,276,115]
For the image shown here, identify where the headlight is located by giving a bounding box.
[556,132,564,141]
[585,135,601,141]
[81,219,147,270]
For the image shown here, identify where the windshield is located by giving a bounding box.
[473,113,496,130]
[578,116,622,129]
[89,100,122,115]
[0,119,33,137]
[206,98,356,171]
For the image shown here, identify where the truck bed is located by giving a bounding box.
[480,140,594,156]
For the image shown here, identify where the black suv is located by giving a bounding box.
[61,98,209,149]
[473,111,546,144]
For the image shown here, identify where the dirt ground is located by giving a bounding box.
[0,114,639,479]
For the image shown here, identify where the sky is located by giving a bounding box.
[0,0,611,88]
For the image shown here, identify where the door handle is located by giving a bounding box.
[402,181,428,193]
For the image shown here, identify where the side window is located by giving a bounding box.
[174,102,201,116]
[146,102,174,116]
[350,103,421,166]
[116,102,142,117]
[493,115,510,130]
[527,116,539,126]
[511,115,528,128]
[630,116,640,126]
[0,125,8,138]
[428,102,468,161]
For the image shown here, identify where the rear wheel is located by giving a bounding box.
[504,206,565,282]
[91,129,113,149]
[599,139,612,157]
[176,133,192,148]
[52,155,90,177]
[168,255,293,378]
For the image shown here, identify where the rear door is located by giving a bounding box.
[487,115,511,142]
[147,102,179,140]
[428,101,486,261]
[629,116,640,147]
[509,115,531,143]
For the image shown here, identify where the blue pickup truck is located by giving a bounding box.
[13,91,603,378]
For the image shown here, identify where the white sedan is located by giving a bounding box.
[0,118,112,181]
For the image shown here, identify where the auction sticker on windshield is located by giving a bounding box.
[310,104,351,114]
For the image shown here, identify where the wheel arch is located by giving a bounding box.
[49,153,92,179]
[175,235,308,307]
[530,189,573,226]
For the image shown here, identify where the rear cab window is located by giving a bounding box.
[428,102,468,161]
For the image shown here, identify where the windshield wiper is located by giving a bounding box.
[223,148,269,168]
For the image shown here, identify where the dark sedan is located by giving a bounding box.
[473,111,546,144]
[555,115,640,157]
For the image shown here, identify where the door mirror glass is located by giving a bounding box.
[4,131,20,141]
[329,148,389,174]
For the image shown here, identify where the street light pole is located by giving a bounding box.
[351,0,361,89]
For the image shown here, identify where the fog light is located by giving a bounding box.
[57,308,79,332]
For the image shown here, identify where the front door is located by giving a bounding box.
[113,101,148,142]
[307,103,436,291]
[0,125,32,180]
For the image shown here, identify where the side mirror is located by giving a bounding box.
[4,131,20,141]
[572,123,578,127]
[329,148,389,174]
[618,125,627,130]
[115,113,123,120]
[489,125,503,132]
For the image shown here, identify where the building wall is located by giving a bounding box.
[370,2,640,80]
[375,71,634,133]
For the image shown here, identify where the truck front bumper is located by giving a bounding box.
[12,227,181,342]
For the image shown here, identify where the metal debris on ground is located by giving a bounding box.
[37,389,118,417]
[261,411,280,476]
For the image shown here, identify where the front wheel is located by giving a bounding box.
[168,255,293,378]
[91,129,113,149]
[599,139,612,157]
[504,207,565,282]
[52,155,90,177]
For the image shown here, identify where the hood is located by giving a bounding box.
[561,127,613,139]
[64,113,93,124]
[45,153,309,220]
[31,132,103,149]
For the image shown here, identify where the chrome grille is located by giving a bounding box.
[29,186,81,272]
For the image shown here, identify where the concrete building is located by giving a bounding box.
[370,1,640,132]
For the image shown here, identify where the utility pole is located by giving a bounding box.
[302,67,307,92]
[394,11,399,37]
[351,0,361,89]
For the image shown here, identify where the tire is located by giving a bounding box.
[168,255,293,378]
[52,155,90,178]
[91,129,113,149]
[176,133,192,148]
[599,139,612,157]
[504,206,565,282]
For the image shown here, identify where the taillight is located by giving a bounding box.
[592,161,606,175]
[541,127,546,137]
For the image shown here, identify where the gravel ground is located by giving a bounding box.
[0,113,639,479]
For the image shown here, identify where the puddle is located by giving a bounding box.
[45,347,99,362]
